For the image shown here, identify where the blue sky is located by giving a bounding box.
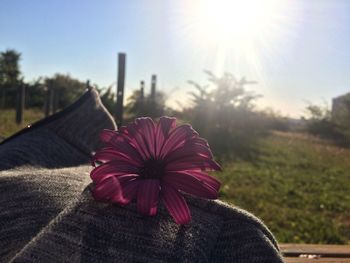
[1,0,350,117]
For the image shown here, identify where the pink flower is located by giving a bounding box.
[90,117,221,224]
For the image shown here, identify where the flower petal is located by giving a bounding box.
[126,122,152,159]
[160,124,198,158]
[159,117,176,136]
[137,179,160,216]
[92,147,142,166]
[162,172,218,199]
[135,117,156,157]
[182,170,221,191]
[155,117,176,158]
[192,137,210,147]
[116,179,141,206]
[165,158,221,172]
[90,162,139,183]
[164,143,213,163]
[100,129,118,143]
[107,132,144,162]
[118,126,128,135]
[92,176,122,201]
[161,184,191,224]
[110,176,140,204]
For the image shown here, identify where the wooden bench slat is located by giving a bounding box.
[280,244,350,258]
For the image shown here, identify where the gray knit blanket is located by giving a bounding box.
[0,89,283,262]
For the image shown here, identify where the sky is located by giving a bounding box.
[1,0,350,117]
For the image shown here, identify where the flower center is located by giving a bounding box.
[139,158,165,179]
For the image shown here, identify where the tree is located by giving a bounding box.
[44,74,86,112]
[303,102,344,143]
[0,49,21,108]
[17,77,45,108]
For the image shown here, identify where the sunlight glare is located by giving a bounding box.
[175,0,299,81]
[195,0,289,47]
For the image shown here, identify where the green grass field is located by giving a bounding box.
[0,109,44,139]
[217,131,350,244]
[1,109,349,244]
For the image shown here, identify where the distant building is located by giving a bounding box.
[332,92,350,120]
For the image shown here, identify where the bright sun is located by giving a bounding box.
[195,0,287,46]
[178,0,297,75]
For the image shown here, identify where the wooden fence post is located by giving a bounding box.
[140,80,145,97]
[1,88,6,108]
[140,80,145,101]
[52,87,58,114]
[140,80,145,114]
[86,80,91,91]
[115,53,126,127]
[44,86,50,117]
[15,84,25,124]
[151,75,156,102]
[44,80,54,117]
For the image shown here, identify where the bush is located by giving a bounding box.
[125,89,166,121]
[303,103,350,146]
[182,71,274,159]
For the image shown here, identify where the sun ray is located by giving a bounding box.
[170,0,302,79]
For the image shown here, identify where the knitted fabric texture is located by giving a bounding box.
[0,88,116,170]
[0,88,283,263]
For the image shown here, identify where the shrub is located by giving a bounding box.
[183,71,273,159]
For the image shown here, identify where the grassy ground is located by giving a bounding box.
[1,109,349,244]
[0,109,44,139]
[217,131,350,244]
